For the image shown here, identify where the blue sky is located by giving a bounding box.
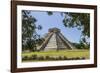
[31,11,82,43]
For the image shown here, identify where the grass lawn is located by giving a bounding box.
[22,49,90,62]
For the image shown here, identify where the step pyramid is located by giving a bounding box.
[39,28,76,51]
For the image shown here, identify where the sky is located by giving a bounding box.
[30,11,82,43]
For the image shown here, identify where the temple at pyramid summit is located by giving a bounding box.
[39,28,76,51]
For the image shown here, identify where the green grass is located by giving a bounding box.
[22,49,90,60]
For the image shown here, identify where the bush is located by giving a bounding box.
[37,56,45,60]
[58,56,63,60]
[75,57,80,60]
[81,57,85,60]
[63,56,68,60]
[22,56,29,60]
[45,56,51,60]
[22,55,86,61]
[31,54,37,60]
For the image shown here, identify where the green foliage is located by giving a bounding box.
[73,41,90,49]
[63,13,90,46]
[22,50,90,62]
[46,12,90,46]
[63,13,90,37]
[22,10,43,51]
[36,38,45,46]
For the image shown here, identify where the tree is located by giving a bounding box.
[47,12,90,46]
[22,10,42,51]
[63,12,90,37]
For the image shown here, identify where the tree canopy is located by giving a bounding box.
[22,10,42,51]
[47,12,90,47]
[63,13,90,47]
